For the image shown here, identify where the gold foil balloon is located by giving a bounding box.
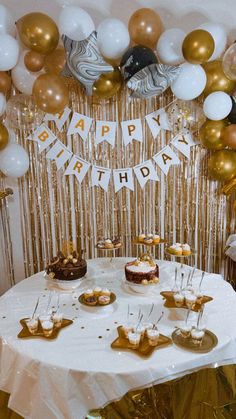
[182,29,215,64]
[128,8,163,49]
[33,73,69,114]
[222,124,236,149]
[6,94,44,130]
[0,71,11,95]
[24,51,45,72]
[208,149,236,181]
[0,123,9,150]
[16,12,59,55]
[44,46,66,75]
[93,69,123,99]
[202,60,235,97]
[199,119,228,150]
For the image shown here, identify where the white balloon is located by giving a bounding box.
[0,34,19,71]
[0,5,15,37]
[0,143,29,178]
[59,6,95,41]
[11,51,42,95]
[0,93,6,116]
[171,63,207,100]
[203,91,232,120]
[198,22,227,61]
[97,18,130,60]
[156,28,186,65]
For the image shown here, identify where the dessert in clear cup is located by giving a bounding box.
[52,312,63,328]
[128,331,141,348]
[147,328,160,346]
[122,323,133,338]
[191,328,205,345]
[96,237,122,250]
[167,243,192,256]
[25,318,39,335]
[179,322,192,338]
[125,253,159,285]
[185,293,197,309]
[41,320,54,337]
[173,292,184,307]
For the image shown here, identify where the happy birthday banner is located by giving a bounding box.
[28,107,197,192]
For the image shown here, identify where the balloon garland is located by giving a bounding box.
[0,4,234,187]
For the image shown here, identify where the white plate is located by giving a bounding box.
[44,272,87,291]
[123,278,159,295]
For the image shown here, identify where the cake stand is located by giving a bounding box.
[132,238,167,260]
[165,248,196,274]
[95,245,123,265]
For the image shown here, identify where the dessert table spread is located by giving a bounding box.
[0,258,236,419]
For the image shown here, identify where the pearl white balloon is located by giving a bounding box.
[156,28,186,65]
[203,91,232,120]
[171,63,207,100]
[97,18,130,60]
[0,93,6,116]
[0,143,29,178]
[0,5,15,37]
[0,34,19,71]
[59,6,95,41]
[198,22,227,61]
[12,51,43,95]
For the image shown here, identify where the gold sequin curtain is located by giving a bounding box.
[6,80,236,277]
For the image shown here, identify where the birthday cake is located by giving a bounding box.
[46,250,87,281]
[125,254,159,285]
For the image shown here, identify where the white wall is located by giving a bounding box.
[1,0,236,289]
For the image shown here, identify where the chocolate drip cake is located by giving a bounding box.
[125,254,159,285]
[46,250,87,281]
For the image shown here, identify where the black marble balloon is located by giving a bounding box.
[228,96,236,124]
[120,45,158,81]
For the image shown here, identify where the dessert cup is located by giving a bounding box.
[101,288,111,297]
[143,322,153,334]
[41,320,54,337]
[147,329,160,346]
[179,322,192,338]
[39,315,51,325]
[191,329,205,345]
[122,324,133,338]
[25,318,39,335]
[174,293,184,307]
[185,294,197,309]
[128,332,141,348]
[94,287,102,297]
[136,325,146,340]
[52,312,63,328]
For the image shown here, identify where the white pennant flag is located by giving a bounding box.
[121,119,143,146]
[145,108,171,139]
[67,112,93,141]
[134,160,159,188]
[44,107,71,131]
[113,168,134,193]
[91,166,111,192]
[46,140,72,170]
[153,145,180,175]
[95,120,116,147]
[64,155,90,183]
[171,131,196,159]
[29,123,56,152]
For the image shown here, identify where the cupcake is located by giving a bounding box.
[94,286,102,296]
[191,329,205,345]
[153,234,160,244]
[174,245,183,256]
[182,244,191,256]
[98,295,110,305]
[143,237,153,244]
[147,329,160,346]
[85,296,97,306]
[138,234,145,242]
[84,289,94,299]
[174,292,184,307]
[101,288,111,297]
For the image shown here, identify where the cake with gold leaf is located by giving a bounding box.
[125,254,159,285]
[46,250,87,281]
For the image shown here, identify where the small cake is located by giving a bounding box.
[85,296,97,306]
[125,254,159,285]
[138,234,145,242]
[174,245,183,256]
[94,286,102,296]
[182,244,191,256]
[153,234,160,244]
[46,250,87,281]
[98,295,110,305]
[101,288,111,297]
[104,239,114,249]
[84,289,94,299]
[168,244,178,255]
[112,238,122,248]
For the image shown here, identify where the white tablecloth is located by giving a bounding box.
[0,258,236,419]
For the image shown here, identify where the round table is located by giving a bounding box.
[0,258,236,419]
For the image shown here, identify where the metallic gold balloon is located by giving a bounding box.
[24,51,45,72]
[0,123,9,151]
[199,119,228,150]
[182,29,215,64]
[16,13,59,55]
[208,149,236,181]
[128,8,163,49]
[32,74,69,114]
[44,46,66,75]
[221,177,236,195]
[202,60,236,97]
[92,69,123,99]
[0,71,11,95]
[222,124,236,149]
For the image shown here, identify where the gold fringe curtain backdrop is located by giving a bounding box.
[13,80,235,277]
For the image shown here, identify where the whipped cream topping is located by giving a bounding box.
[127,261,156,273]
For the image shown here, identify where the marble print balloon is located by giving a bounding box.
[127,63,180,99]
[62,31,113,96]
